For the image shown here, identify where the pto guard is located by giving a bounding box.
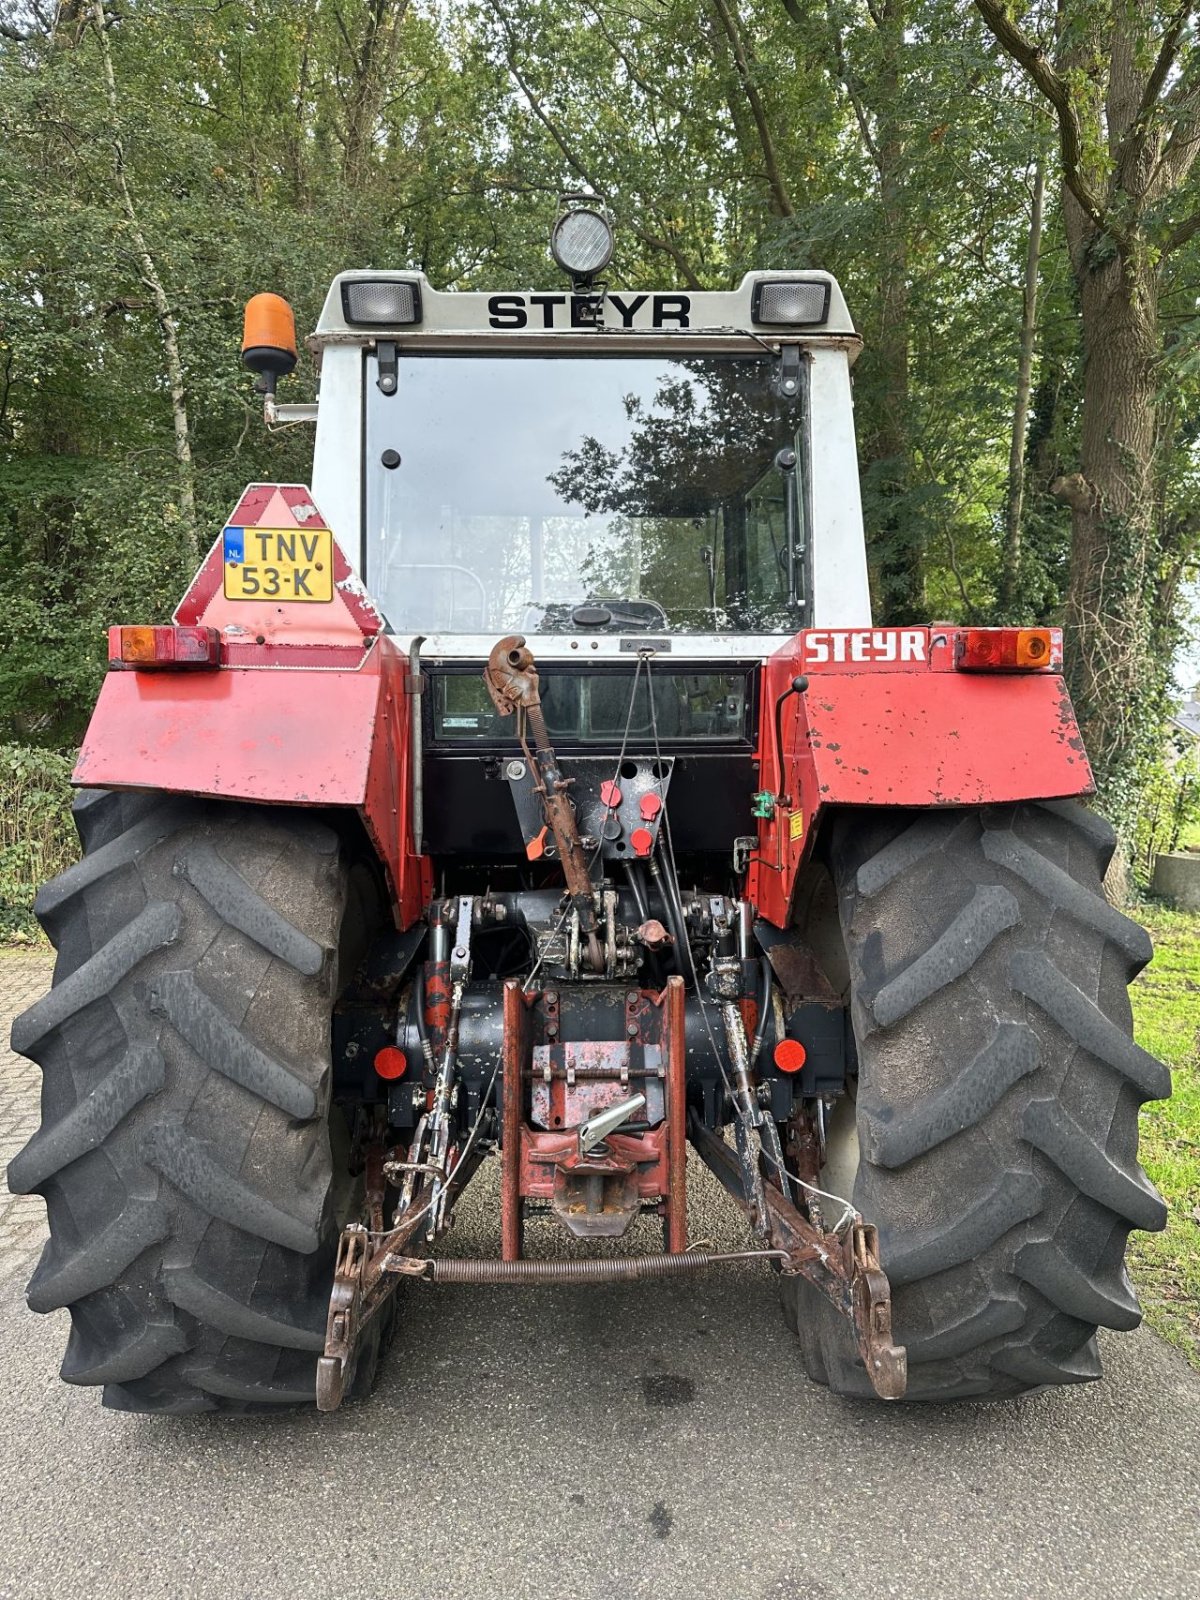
[749,626,1094,926]
[74,484,431,927]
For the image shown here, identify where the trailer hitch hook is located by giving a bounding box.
[849,1221,906,1401]
[315,1223,368,1413]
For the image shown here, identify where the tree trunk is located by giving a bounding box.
[288,17,314,209]
[973,0,1200,822]
[998,155,1044,617]
[809,0,918,618]
[710,0,794,218]
[342,1,410,191]
[871,1,920,621]
[89,0,196,561]
[1059,199,1161,796]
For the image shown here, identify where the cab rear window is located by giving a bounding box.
[430,670,751,745]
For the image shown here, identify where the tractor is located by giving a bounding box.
[8,205,1170,1412]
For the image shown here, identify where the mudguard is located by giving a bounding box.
[74,485,431,928]
[748,626,1094,927]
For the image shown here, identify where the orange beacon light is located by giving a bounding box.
[241,292,298,392]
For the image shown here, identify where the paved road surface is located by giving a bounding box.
[1,951,1197,1600]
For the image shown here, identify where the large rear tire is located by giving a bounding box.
[781,800,1170,1402]
[7,790,375,1413]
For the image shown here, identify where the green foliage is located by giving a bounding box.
[0,0,1196,817]
[1135,737,1200,881]
[0,743,76,939]
[0,457,194,744]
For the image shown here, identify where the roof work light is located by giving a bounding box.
[340,278,423,327]
[751,279,831,327]
[550,199,615,284]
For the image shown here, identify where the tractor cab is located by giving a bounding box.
[306,250,871,663]
[296,221,871,866]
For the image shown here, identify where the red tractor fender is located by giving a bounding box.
[748,626,1094,927]
[74,485,431,928]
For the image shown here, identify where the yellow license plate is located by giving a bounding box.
[222,526,334,603]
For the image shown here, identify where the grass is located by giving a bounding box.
[1128,900,1200,1369]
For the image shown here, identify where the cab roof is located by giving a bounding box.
[312,269,857,345]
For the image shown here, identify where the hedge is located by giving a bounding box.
[0,744,77,940]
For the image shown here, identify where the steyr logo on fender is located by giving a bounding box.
[803,629,926,665]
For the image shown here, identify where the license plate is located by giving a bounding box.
[222,526,334,603]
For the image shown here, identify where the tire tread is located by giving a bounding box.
[783,800,1168,1402]
[7,795,352,1414]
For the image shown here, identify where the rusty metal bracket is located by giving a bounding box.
[316,1140,487,1414]
[482,633,541,718]
[316,1224,369,1413]
[848,1222,904,1399]
[688,1114,906,1400]
[484,634,602,971]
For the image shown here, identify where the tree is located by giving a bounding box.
[999,149,1046,614]
[975,1,1200,807]
[87,0,197,560]
[800,0,921,616]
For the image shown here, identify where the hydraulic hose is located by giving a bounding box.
[649,856,688,977]
[624,859,650,923]
[412,962,434,1073]
[749,955,772,1068]
[413,963,428,1041]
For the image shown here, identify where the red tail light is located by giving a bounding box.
[773,1039,807,1074]
[955,627,1061,672]
[373,1046,408,1080]
[108,625,221,670]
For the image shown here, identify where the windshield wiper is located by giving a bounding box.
[570,599,669,631]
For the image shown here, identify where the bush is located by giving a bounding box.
[1135,736,1200,882]
[0,744,78,941]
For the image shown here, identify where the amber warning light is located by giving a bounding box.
[108,625,221,670]
[954,627,1061,672]
[242,292,298,394]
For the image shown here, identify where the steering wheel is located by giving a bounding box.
[393,562,488,629]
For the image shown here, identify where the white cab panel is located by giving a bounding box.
[808,350,871,627]
[311,345,363,573]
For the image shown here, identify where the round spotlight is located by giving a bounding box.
[550,207,614,280]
